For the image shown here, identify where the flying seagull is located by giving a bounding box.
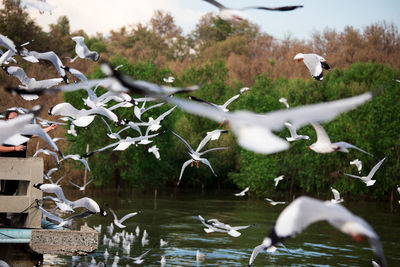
[284,122,310,142]
[274,175,284,188]
[234,186,250,196]
[279,98,290,109]
[108,206,140,229]
[343,158,386,186]
[350,159,363,174]
[203,0,303,21]
[294,53,331,81]
[265,198,286,206]
[309,122,374,156]
[70,36,100,62]
[330,187,344,204]
[170,129,229,184]
[68,178,94,191]
[248,196,386,267]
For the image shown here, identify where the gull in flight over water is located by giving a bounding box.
[170,129,229,184]
[265,198,286,206]
[294,53,331,81]
[343,158,386,186]
[248,196,386,267]
[309,122,374,156]
[68,178,94,191]
[234,186,250,196]
[108,206,140,229]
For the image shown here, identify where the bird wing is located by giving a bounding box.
[203,0,226,9]
[84,178,94,187]
[343,173,362,179]
[101,116,113,134]
[0,113,35,144]
[367,158,386,179]
[87,107,118,122]
[143,102,164,113]
[199,158,217,176]
[134,248,152,261]
[188,95,217,108]
[249,243,267,266]
[20,124,62,156]
[178,159,193,185]
[170,129,194,153]
[108,207,118,221]
[119,212,140,223]
[241,5,303,11]
[155,106,176,123]
[37,205,63,224]
[198,146,229,156]
[303,54,323,78]
[196,130,220,152]
[332,141,374,157]
[221,94,240,110]
[68,179,81,189]
[331,188,341,200]
[311,123,331,144]
[284,122,298,137]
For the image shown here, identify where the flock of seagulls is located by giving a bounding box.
[0,1,397,266]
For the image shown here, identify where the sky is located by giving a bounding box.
[22,0,400,40]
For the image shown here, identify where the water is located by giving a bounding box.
[44,188,400,266]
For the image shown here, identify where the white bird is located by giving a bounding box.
[265,198,286,206]
[141,231,149,247]
[71,36,100,62]
[22,0,56,13]
[0,260,10,267]
[93,224,102,233]
[274,175,284,188]
[309,122,374,156]
[196,250,205,262]
[62,66,87,82]
[350,159,363,174]
[104,248,109,262]
[170,129,229,184]
[69,197,107,216]
[148,145,160,160]
[68,178,94,191]
[22,50,68,83]
[109,207,140,229]
[163,76,175,83]
[127,249,152,264]
[61,154,90,171]
[33,148,60,165]
[135,226,140,237]
[294,53,331,81]
[49,102,118,127]
[43,167,59,181]
[198,215,250,237]
[284,122,310,142]
[203,0,303,21]
[42,195,73,213]
[133,101,164,121]
[248,196,386,267]
[167,91,373,155]
[160,256,166,266]
[279,97,290,109]
[189,87,249,112]
[343,158,386,186]
[160,239,168,247]
[330,187,344,204]
[0,112,35,145]
[67,123,77,136]
[234,186,249,196]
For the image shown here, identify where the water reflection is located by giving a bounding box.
[43,188,400,266]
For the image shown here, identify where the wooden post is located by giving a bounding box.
[83,144,89,194]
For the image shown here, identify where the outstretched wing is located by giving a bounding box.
[119,211,140,223]
[170,129,194,153]
[333,141,374,157]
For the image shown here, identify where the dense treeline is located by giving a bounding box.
[0,2,399,199]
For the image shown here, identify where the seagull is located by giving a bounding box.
[141,230,149,246]
[203,0,303,21]
[108,207,140,229]
[61,154,90,171]
[148,145,160,160]
[70,36,100,62]
[196,250,205,262]
[330,187,344,204]
[170,129,229,184]
[160,256,166,266]
[48,102,118,127]
[198,215,250,237]
[279,98,290,109]
[265,198,286,206]
[68,178,94,191]
[133,101,164,121]
[284,122,310,142]
[189,87,249,112]
[62,66,88,82]
[234,186,249,196]
[343,158,386,186]
[69,197,107,216]
[248,196,386,267]
[294,53,331,81]
[33,148,60,165]
[350,159,363,174]
[166,91,373,155]
[104,248,109,262]
[160,239,168,247]
[126,249,152,264]
[0,112,35,144]
[101,117,125,140]
[309,123,374,156]
[274,175,284,188]
[43,167,59,181]
[43,195,73,213]
[163,76,175,83]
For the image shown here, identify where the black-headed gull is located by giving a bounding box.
[198,215,250,237]
[70,36,100,62]
[284,122,310,142]
[309,123,374,156]
[234,186,249,196]
[343,158,386,186]
[248,196,386,267]
[127,249,152,264]
[62,66,88,82]
[274,175,284,188]
[203,0,303,21]
[294,53,331,81]
[170,129,229,184]
[166,91,373,155]
[350,159,363,174]
[330,187,344,204]
[265,198,286,206]
[108,206,140,229]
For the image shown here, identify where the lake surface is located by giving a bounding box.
[43,188,400,266]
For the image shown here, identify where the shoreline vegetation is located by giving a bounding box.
[0,1,399,200]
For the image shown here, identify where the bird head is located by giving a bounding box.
[33,183,43,189]
[293,53,304,62]
[100,208,107,217]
